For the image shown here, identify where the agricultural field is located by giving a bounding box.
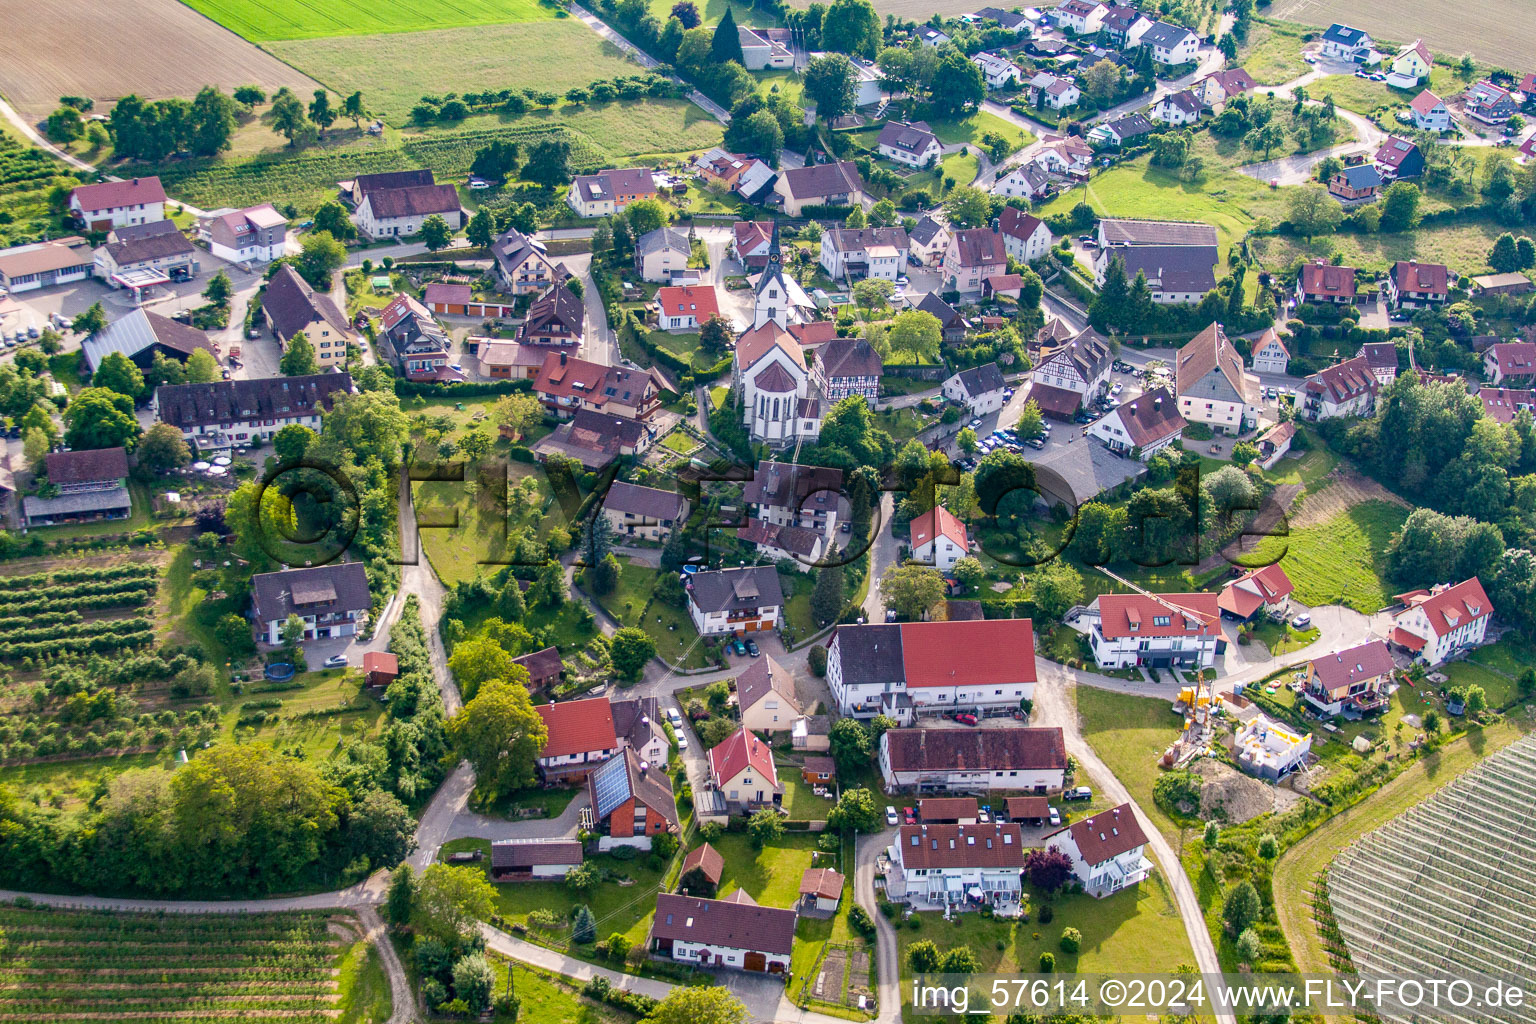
[1267,0,1536,70]
[186,0,557,41]
[0,562,159,666]
[0,905,385,1023]
[0,126,82,249]
[1244,500,1409,613]
[0,0,318,121]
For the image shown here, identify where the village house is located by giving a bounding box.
[601,480,689,542]
[739,517,826,569]
[379,293,452,381]
[1410,89,1452,131]
[944,228,1007,295]
[635,226,692,283]
[943,361,1008,417]
[1193,68,1257,109]
[734,321,822,445]
[918,26,951,46]
[489,839,583,881]
[341,170,431,207]
[24,448,131,527]
[153,373,353,448]
[654,284,720,331]
[799,868,844,914]
[1175,322,1260,435]
[513,646,565,690]
[819,226,909,282]
[1329,164,1383,204]
[1299,355,1377,421]
[1480,386,1536,423]
[1218,564,1294,622]
[1087,387,1185,460]
[687,566,784,636]
[1031,326,1113,417]
[737,25,794,68]
[1318,23,1374,61]
[1095,219,1217,302]
[69,177,166,232]
[1374,137,1425,180]
[908,215,951,267]
[201,204,289,263]
[363,652,398,689]
[533,409,654,468]
[1132,21,1199,65]
[1472,272,1536,296]
[1086,111,1155,146]
[1391,578,1494,666]
[990,159,1053,201]
[1150,89,1202,126]
[1027,73,1081,109]
[264,264,352,369]
[886,822,1026,911]
[1249,326,1291,374]
[1037,137,1096,179]
[773,161,867,217]
[1360,341,1400,383]
[708,724,781,811]
[1233,715,1312,780]
[1385,260,1449,309]
[1483,341,1536,385]
[744,461,843,537]
[1100,5,1151,45]
[650,892,797,973]
[737,655,803,733]
[1087,592,1222,669]
[424,284,519,319]
[80,308,214,375]
[1054,0,1108,33]
[814,337,883,407]
[879,727,1067,793]
[974,51,1027,90]
[828,618,1038,721]
[1045,804,1152,896]
[518,284,585,348]
[353,179,462,239]
[998,207,1053,264]
[93,222,196,290]
[1466,80,1518,124]
[732,220,774,268]
[909,505,970,571]
[1388,38,1432,85]
[492,227,566,295]
[1296,260,1360,305]
[566,167,658,217]
[1302,640,1394,716]
[876,120,942,168]
[535,696,619,781]
[533,352,661,420]
[250,562,369,645]
[588,745,678,849]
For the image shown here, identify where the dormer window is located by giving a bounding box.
[1153,615,1171,627]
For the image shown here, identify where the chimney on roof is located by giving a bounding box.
[560,351,567,365]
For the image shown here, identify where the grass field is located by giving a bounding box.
[1261,442,1337,494]
[1307,67,1463,118]
[591,557,709,669]
[1266,0,1536,70]
[712,832,822,907]
[1243,500,1408,613]
[186,0,557,41]
[336,938,394,1024]
[1241,18,1313,85]
[1075,686,1188,840]
[939,150,980,190]
[1251,215,1519,278]
[927,110,1036,152]
[414,461,570,589]
[486,959,635,1024]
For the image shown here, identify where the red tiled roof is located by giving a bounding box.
[799,867,844,899]
[1111,387,1184,446]
[1486,341,1536,376]
[1410,89,1444,114]
[708,725,777,785]
[1218,564,1293,618]
[1392,261,1448,297]
[1391,626,1427,652]
[917,797,979,821]
[896,822,1026,869]
[681,842,724,884]
[910,505,969,553]
[362,651,398,676]
[998,206,1048,244]
[1298,261,1358,299]
[1052,803,1147,866]
[655,285,720,320]
[1394,577,1493,638]
[535,696,617,758]
[71,176,166,212]
[789,320,838,347]
[1097,592,1220,639]
[425,282,473,305]
[899,618,1036,687]
[1478,386,1536,423]
[1305,355,1377,403]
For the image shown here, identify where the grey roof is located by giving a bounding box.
[737,654,800,714]
[884,727,1067,773]
[82,308,212,371]
[825,226,910,253]
[973,6,1028,27]
[611,695,663,751]
[832,623,905,685]
[1321,23,1368,45]
[876,120,938,157]
[572,167,655,203]
[1338,164,1383,189]
[1106,112,1154,138]
[817,337,883,379]
[954,362,1006,397]
[1099,219,1218,247]
[155,373,353,431]
[109,219,182,244]
[491,227,563,281]
[688,566,784,614]
[250,562,370,625]
[909,215,947,247]
[1139,20,1195,49]
[263,264,350,343]
[45,447,128,484]
[1041,328,1112,380]
[603,480,688,521]
[1119,244,1218,294]
[916,292,963,328]
[100,228,194,268]
[521,284,584,337]
[22,486,131,518]
[1027,436,1146,505]
[743,461,844,510]
[637,226,690,258]
[1159,90,1202,116]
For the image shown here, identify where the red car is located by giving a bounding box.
[903,806,916,825]
[954,713,978,726]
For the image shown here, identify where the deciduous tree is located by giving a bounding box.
[448,672,547,800]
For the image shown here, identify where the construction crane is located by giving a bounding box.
[1093,565,1215,739]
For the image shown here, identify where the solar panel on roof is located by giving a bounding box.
[591,754,633,819]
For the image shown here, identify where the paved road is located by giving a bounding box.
[1235,71,1387,186]
[0,97,96,173]
[854,834,900,1024]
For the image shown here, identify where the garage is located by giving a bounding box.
[744,952,766,972]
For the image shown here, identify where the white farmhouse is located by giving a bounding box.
[876,120,942,168]
[69,177,166,232]
[998,207,1053,264]
[827,619,1038,721]
[534,696,619,782]
[651,892,797,973]
[886,822,1026,911]
[686,566,784,636]
[1248,327,1290,374]
[879,727,1068,793]
[943,362,1008,416]
[1087,387,1185,460]
[1045,803,1153,897]
[707,725,781,811]
[1088,592,1222,670]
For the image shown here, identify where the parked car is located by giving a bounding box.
[978,808,991,823]
[969,418,982,429]
[1026,437,1046,449]
[323,654,348,668]
[747,639,760,657]
[904,806,917,824]
[886,805,899,826]
[666,706,683,727]
[1048,806,1062,826]
[733,639,747,655]
[953,713,978,726]
[1291,612,1312,629]
[1064,786,1092,802]
[676,734,688,752]
[1110,382,1123,396]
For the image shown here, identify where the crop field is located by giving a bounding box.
[0,563,158,662]
[1244,500,1408,613]
[0,0,318,120]
[1267,0,1536,70]
[0,905,378,1023]
[0,129,82,250]
[185,0,556,41]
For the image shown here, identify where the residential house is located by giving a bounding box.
[1300,355,1377,421]
[1088,592,1222,669]
[566,167,658,217]
[24,448,131,527]
[1098,217,1217,254]
[654,285,720,331]
[1026,72,1080,108]
[1254,419,1296,471]
[533,352,661,420]
[1329,164,1383,203]
[1484,341,1536,385]
[799,868,844,913]
[1101,5,1152,46]
[342,170,433,207]
[1318,23,1374,61]
[1114,243,1218,303]
[353,180,462,239]
[1360,341,1400,383]
[985,273,1025,301]
[917,292,969,345]
[734,322,821,445]
[202,204,289,263]
[379,293,452,381]
[1193,68,1257,109]
[0,237,93,294]
[944,228,1006,295]
[80,308,213,375]
[974,52,1026,90]
[264,264,352,369]
[69,177,166,231]
[93,223,196,289]
[744,461,842,541]
[1175,322,1260,434]
[1391,578,1494,666]
[990,158,1054,200]
[513,646,565,690]
[519,285,585,348]
[1388,38,1432,85]
[876,120,942,167]
[479,340,548,380]
[1410,89,1452,131]
[1087,387,1185,459]
[879,727,1066,792]
[732,220,775,268]
[1038,137,1095,177]
[1087,111,1155,146]
[489,839,584,881]
[650,892,796,973]
[828,618,1038,721]
[969,7,1031,32]
[737,654,803,733]
[1373,136,1425,181]
[1055,0,1108,33]
[1045,803,1152,896]
[918,26,951,47]
[1297,261,1360,305]
[737,25,794,69]
[687,566,784,636]
[943,361,1007,416]
[695,149,753,190]
[1031,326,1113,408]
[707,725,781,810]
[153,373,353,447]
[249,562,369,645]
[1249,326,1291,374]
[815,337,882,406]
[773,161,866,217]
[998,207,1054,264]
[819,226,910,282]
[908,215,951,266]
[601,480,689,542]
[1302,639,1394,716]
[492,227,566,295]
[1133,21,1199,65]
[535,696,619,781]
[734,159,777,203]
[918,797,979,824]
[886,822,1026,910]
[1466,80,1518,124]
[909,505,970,571]
[790,320,838,351]
[588,746,678,849]
[1150,89,1202,126]
[533,408,654,468]
[1233,716,1312,780]
[1386,260,1448,308]
[1218,564,1294,622]
[636,226,692,283]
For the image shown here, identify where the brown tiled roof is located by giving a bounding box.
[71,176,166,212]
[102,228,194,266]
[917,797,979,822]
[1097,592,1220,639]
[799,867,844,899]
[535,696,616,758]
[1305,355,1376,403]
[45,447,128,484]
[353,170,434,198]
[513,645,564,683]
[779,160,864,200]
[895,822,1026,869]
[743,461,843,510]
[365,183,461,219]
[155,373,353,431]
[1175,322,1251,401]
[1310,640,1394,690]
[1005,795,1049,819]
[948,228,1005,268]
[1112,387,1185,446]
[1052,803,1147,865]
[1360,341,1398,370]
[816,337,883,379]
[263,264,350,342]
[1298,261,1358,300]
[652,892,797,955]
[882,727,1066,773]
[736,654,800,715]
[681,842,724,884]
[603,480,688,521]
[490,838,583,869]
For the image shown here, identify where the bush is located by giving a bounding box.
[808,644,828,677]
[849,903,875,937]
[1059,927,1081,953]
[1037,903,1053,924]
[1039,952,1055,972]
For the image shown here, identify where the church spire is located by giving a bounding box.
[768,218,781,263]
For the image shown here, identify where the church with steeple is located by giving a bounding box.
[734,221,823,448]
[751,222,814,331]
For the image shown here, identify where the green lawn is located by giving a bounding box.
[648,329,721,372]
[938,151,980,191]
[1442,659,1520,710]
[1244,500,1409,613]
[660,430,702,455]
[1247,619,1320,656]
[1075,686,1188,840]
[1307,66,1462,117]
[185,0,556,41]
[649,0,782,26]
[1250,215,1521,279]
[414,461,567,589]
[27,480,162,540]
[1260,440,1337,493]
[487,959,636,1024]
[712,831,822,907]
[486,784,582,820]
[592,557,708,669]
[926,110,1035,152]
[336,937,393,1024]
[778,772,836,820]
[1240,18,1313,85]
[756,69,804,105]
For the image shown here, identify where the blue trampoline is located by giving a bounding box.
[265,663,295,681]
